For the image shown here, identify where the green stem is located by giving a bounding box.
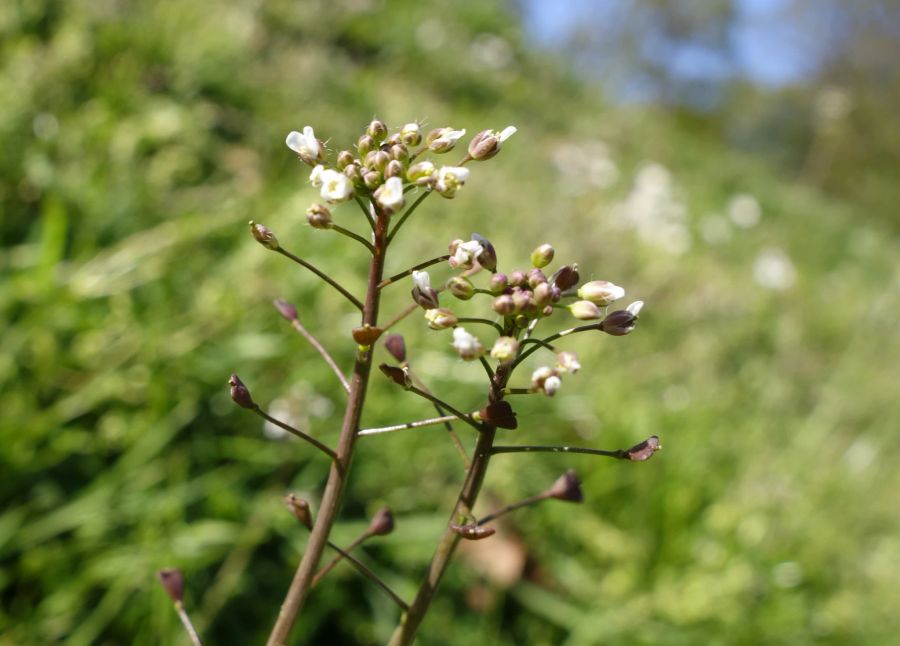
[378,255,450,290]
[476,491,550,526]
[275,247,363,311]
[252,408,338,462]
[331,223,375,254]
[387,190,430,245]
[491,445,627,459]
[406,386,484,434]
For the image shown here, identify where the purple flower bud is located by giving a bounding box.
[285,494,313,529]
[368,506,395,536]
[626,435,661,461]
[600,310,638,336]
[472,233,497,272]
[489,273,508,294]
[273,299,299,322]
[249,221,279,250]
[383,334,406,363]
[508,270,527,287]
[532,282,552,307]
[492,294,515,316]
[546,470,584,503]
[450,523,496,540]
[511,288,531,313]
[528,268,547,288]
[156,568,184,603]
[467,126,516,161]
[228,374,256,409]
[551,265,580,291]
[411,285,440,310]
[530,243,555,268]
[384,159,404,179]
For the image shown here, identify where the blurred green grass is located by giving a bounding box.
[2,1,899,644]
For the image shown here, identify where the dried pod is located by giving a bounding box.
[249,221,279,250]
[450,523,496,540]
[546,470,584,503]
[285,494,313,529]
[625,435,662,461]
[273,299,298,322]
[368,506,395,536]
[156,568,184,603]
[472,233,497,271]
[228,374,256,410]
[352,324,383,346]
[551,264,580,291]
[479,400,517,429]
[379,363,412,389]
[383,334,406,363]
[600,309,638,336]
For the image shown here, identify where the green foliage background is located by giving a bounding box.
[2,0,898,644]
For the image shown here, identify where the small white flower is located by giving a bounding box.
[556,351,581,374]
[375,176,405,211]
[319,169,352,203]
[490,336,519,362]
[543,375,562,397]
[452,327,484,360]
[448,239,484,269]
[577,280,625,306]
[625,300,644,316]
[429,128,466,153]
[531,366,554,386]
[435,166,470,198]
[411,270,431,292]
[310,164,325,188]
[498,125,517,142]
[286,126,321,163]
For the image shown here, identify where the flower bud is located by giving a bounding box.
[546,470,583,503]
[551,264,580,291]
[367,150,390,173]
[435,166,470,199]
[478,400,517,429]
[531,366,561,396]
[367,119,388,142]
[447,275,475,300]
[577,280,625,306]
[368,506,395,536]
[472,233,497,271]
[490,336,519,362]
[600,309,637,336]
[249,221,279,250]
[400,122,422,146]
[556,351,581,373]
[156,569,184,603]
[412,270,440,309]
[511,288,531,313]
[363,170,381,190]
[541,305,554,317]
[492,294,515,315]
[358,134,375,156]
[424,308,458,330]
[285,494,313,529]
[530,243,555,268]
[384,159,404,179]
[390,144,409,163]
[626,300,645,316]
[407,160,437,186]
[383,334,406,363]
[426,127,466,153]
[528,268,547,288]
[273,299,299,322]
[337,150,355,169]
[343,163,362,185]
[452,327,485,360]
[508,270,527,287]
[319,169,353,203]
[532,282,552,307]
[467,126,516,161]
[448,239,483,269]
[568,300,602,321]
[352,324,382,346]
[228,374,256,409]
[626,435,662,461]
[489,273,508,294]
[286,126,324,165]
[379,363,412,389]
[306,203,333,229]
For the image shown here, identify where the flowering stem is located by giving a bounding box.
[266,204,391,646]
[290,320,350,394]
[406,385,484,434]
[354,195,377,232]
[275,247,364,311]
[490,444,628,459]
[456,317,505,335]
[478,356,495,382]
[512,323,602,369]
[378,255,450,290]
[358,414,461,437]
[476,491,551,526]
[388,362,514,645]
[387,191,430,245]
[331,223,375,254]
[252,408,338,462]
[174,601,203,646]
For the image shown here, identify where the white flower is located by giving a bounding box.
[543,375,562,397]
[452,327,484,360]
[625,300,644,316]
[411,270,431,291]
[319,169,352,203]
[556,351,581,374]
[310,164,324,188]
[374,176,405,211]
[498,125,517,142]
[490,336,519,362]
[429,128,466,153]
[577,280,625,306]
[286,126,321,164]
[435,166,470,198]
[448,239,484,269]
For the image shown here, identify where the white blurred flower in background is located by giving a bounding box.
[753,246,797,291]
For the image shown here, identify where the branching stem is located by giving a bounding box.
[252,408,338,462]
[331,223,375,254]
[378,255,450,290]
[275,247,363,311]
[358,414,461,437]
[290,320,350,394]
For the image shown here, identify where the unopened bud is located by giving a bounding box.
[156,568,184,603]
[250,221,279,250]
[551,264,580,291]
[546,470,583,503]
[490,336,519,362]
[343,163,362,185]
[489,273,508,294]
[467,126,517,161]
[478,400,517,429]
[528,268,547,288]
[447,275,475,300]
[306,203,333,229]
[379,363,412,389]
[424,308,458,330]
[337,150,355,169]
[556,351,580,373]
[368,506,395,536]
[367,150,390,173]
[407,160,436,186]
[568,300,603,321]
[626,435,661,461]
[492,294,515,315]
[508,270,527,287]
[385,159,404,179]
[450,523,496,540]
[511,288,531,313]
[427,127,466,153]
[532,282,552,307]
[352,324,382,346]
[383,334,406,363]
[358,134,375,156]
[530,244,555,268]
[367,119,388,142]
[273,299,299,322]
[472,233,497,271]
[600,309,638,336]
[228,374,256,409]
[577,280,625,306]
[390,144,409,163]
[285,494,313,529]
[400,122,421,146]
[363,171,381,190]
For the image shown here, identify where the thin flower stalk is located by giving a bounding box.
[275,247,364,311]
